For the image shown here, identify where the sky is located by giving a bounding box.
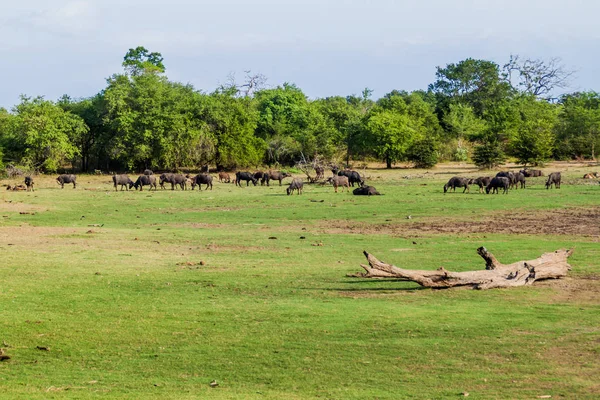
[1,0,599,108]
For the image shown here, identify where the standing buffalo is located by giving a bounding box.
[513,172,526,189]
[253,171,266,185]
[57,174,77,189]
[470,177,492,193]
[132,175,157,191]
[326,176,350,193]
[353,186,381,195]
[332,168,363,187]
[143,169,153,176]
[444,177,470,193]
[24,176,34,192]
[190,174,213,191]
[113,174,134,191]
[496,172,516,189]
[486,177,510,194]
[286,178,303,195]
[235,172,258,186]
[546,172,561,189]
[159,173,187,190]
[262,170,292,186]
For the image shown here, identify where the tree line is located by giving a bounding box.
[0,46,598,173]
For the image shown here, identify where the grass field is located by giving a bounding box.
[1,163,599,399]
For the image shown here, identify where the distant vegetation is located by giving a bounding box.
[0,46,598,173]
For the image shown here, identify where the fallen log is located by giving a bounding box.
[349,247,574,290]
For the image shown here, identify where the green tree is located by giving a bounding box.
[122,46,165,76]
[4,96,86,172]
[406,137,439,168]
[364,111,415,168]
[508,96,558,166]
[556,92,600,160]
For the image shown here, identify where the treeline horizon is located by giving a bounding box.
[0,46,599,174]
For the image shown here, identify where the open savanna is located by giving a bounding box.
[1,163,599,399]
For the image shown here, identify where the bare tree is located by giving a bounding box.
[240,70,267,97]
[503,54,576,99]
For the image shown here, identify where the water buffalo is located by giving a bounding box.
[513,172,526,189]
[333,168,363,187]
[353,185,381,195]
[470,177,492,193]
[444,177,470,193]
[113,174,134,191]
[143,169,153,176]
[24,176,34,192]
[160,173,187,190]
[190,174,213,191]
[486,177,510,194]
[57,174,77,189]
[132,175,157,191]
[254,171,266,185]
[218,172,231,183]
[262,170,292,186]
[286,178,303,195]
[546,172,561,189]
[496,171,516,189]
[520,169,543,177]
[235,172,258,187]
[326,176,350,193]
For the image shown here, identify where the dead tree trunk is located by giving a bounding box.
[350,247,574,290]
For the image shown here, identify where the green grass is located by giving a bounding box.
[1,168,599,399]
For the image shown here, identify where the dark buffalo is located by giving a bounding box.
[326,176,349,193]
[254,171,266,185]
[470,177,492,193]
[113,174,134,191]
[143,169,153,176]
[24,176,34,192]
[520,169,543,177]
[546,172,561,189]
[353,185,381,195]
[444,177,470,193]
[132,175,157,191]
[486,177,510,194]
[496,171,516,189]
[218,172,231,183]
[57,174,77,189]
[333,168,363,187]
[190,174,213,191]
[235,172,258,187]
[160,173,187,190]
[286,178,303,195]
[262,170,292,186]
[513,172,526,189]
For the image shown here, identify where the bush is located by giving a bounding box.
[406,137,439,169]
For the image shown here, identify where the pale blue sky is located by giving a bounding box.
[1,0,599,108]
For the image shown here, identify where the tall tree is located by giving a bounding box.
[556,92,600,160]
[503,55,575,99]
[122,46,165,76]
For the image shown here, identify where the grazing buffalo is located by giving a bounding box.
[132,175,157,191]
[113,174,134,191]
[353,185,381,195]
[286,178,303,195]
[218,172,231,183]
[159,173,187,190]
[333,168,363,187]
[143,169,153,176]
[190,174,213,191]
[520,169,543,177]
[470,177,492,193]
[444,177,470,193]
[57,174,77,189]
[546,172,561,189]
[24,176,34,192]
[326,176,350,193]
[486,177,510,194]
[262,170,292,186]
[235,172,258,187]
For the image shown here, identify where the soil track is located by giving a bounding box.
[322,207,600,237]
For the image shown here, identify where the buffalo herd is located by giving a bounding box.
[443,169,563,194]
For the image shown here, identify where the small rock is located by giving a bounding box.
[36,346,50,351]
[268,236,277,240]
[299,236,306,239]
[406,215,412,219]
[209,380,219,388]
[199,261,206,266]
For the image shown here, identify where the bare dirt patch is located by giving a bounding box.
[321,208,600,237]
